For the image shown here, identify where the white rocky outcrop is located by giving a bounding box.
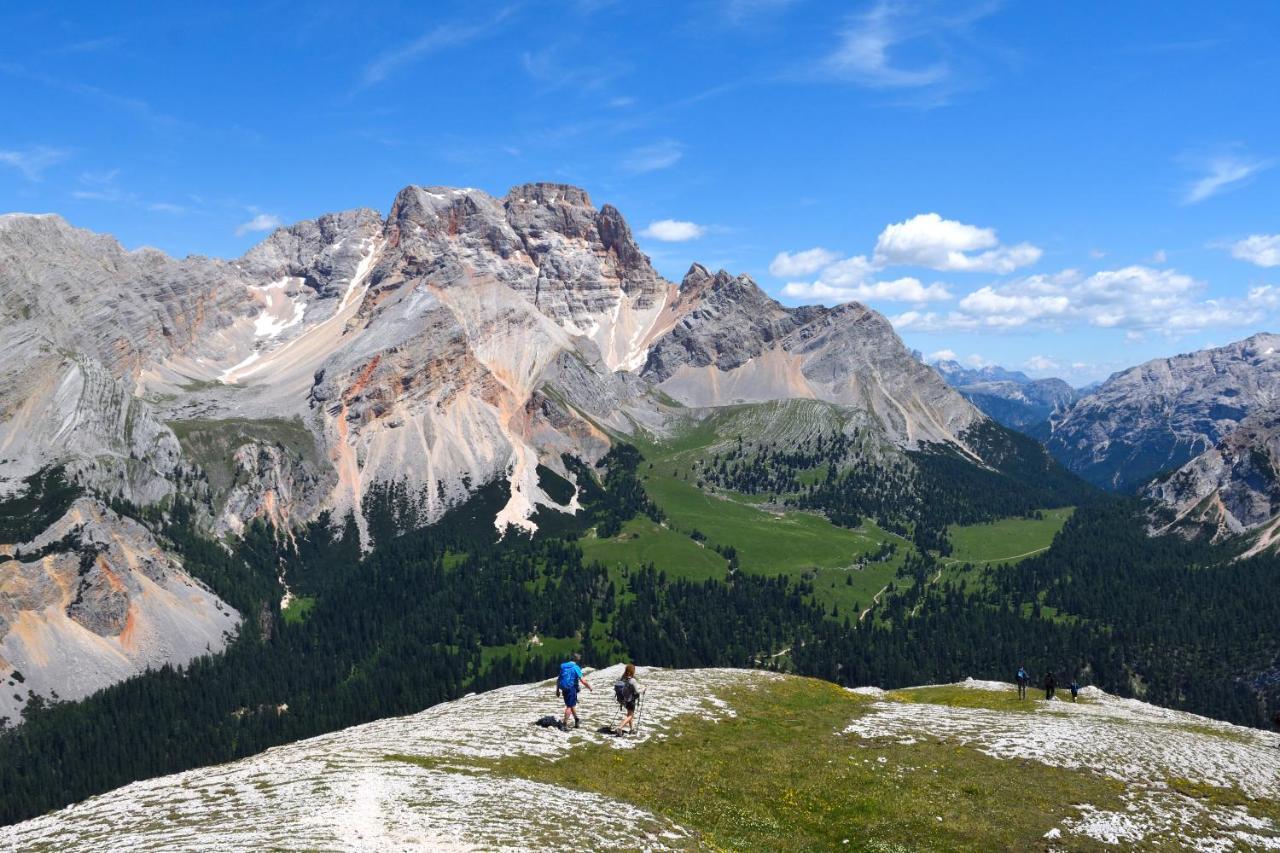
[4,669,1277,850]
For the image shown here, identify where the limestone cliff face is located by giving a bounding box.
[1047,333,1280,492]
[642,264,983,449]
[0,498,238,725]
[1145,408,1280,552]
[2,182,993,541]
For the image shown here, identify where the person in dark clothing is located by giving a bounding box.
[1069,679,1080,702]
[1273,710,1280,741]
[1043,670,1057,701]
[1016,665,1028,700]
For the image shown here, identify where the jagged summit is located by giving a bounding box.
[6,667,1277,850]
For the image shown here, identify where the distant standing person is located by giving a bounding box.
[1069,678,1080,702]
[613,663,642,735]
[557,653,592,730]
[1272,711,1280,745]
[1016,665,1029,700]
[1043,670,1057,701]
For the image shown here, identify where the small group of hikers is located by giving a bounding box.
[1015,665,1080,702]
[553,653,643,735]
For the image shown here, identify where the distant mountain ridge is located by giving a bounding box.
[932,359,1079,433]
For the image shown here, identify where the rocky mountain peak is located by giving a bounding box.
[504,182,593,208]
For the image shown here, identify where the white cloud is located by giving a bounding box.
[890,265,1278,334]
[783,276,952,303]
[873,212,1042,273]
[927,348,957,362]
[1088,248,1107,259]
[963,353,991,368]
[640,219,706,242]
[769,247,842,277]
[1230,234,1280,267]
[1183,154,1269,205]
[622,140,684,173]
[778,275,952,302]
[1150,248,1167,264]
[825,1,950,89]
[779,249,952,305]
[1025,355,1060,372]
[0,145,68,181]
[236,213,283,236]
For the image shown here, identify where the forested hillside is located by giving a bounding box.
[2,439,1278,825]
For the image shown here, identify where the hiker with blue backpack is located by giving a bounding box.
[556,653,592,730]
[1016,665,1028,700]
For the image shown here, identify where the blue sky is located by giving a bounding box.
[2,1,1277,384]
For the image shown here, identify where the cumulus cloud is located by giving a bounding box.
[1183,153,1269,205]
[640,219,706,242]
[783,277,952,303]
[1025,355,1061,371]
[873,212,1042,273]
[1230,234,1280,267]
[236,213,283,236]
[769,247,842,277]
[889,265,1278,334]
[927,348,957,362]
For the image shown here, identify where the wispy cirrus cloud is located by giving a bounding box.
[0,145,69,181]
[621,139,684,173]
[361,7,517,87]
[821,0,1002,97]
[1182,152,1270,205]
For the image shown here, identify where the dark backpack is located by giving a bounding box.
[614,679,638,706]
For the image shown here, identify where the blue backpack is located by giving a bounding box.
[557,661,580,691]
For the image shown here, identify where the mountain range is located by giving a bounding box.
[0,182,1037,724]
[3,182,1280,828]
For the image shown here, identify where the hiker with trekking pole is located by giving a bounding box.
[611,663,645,736]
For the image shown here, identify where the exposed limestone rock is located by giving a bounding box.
[1145,408,1280,549]
[1048,333,1280,491]
[0,498,238,725]
[2,182,990,541]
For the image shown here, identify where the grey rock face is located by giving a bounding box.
[0,498,239,724]
[2,182,991,540]
[1145,408,1280,548]
[642,265,983,449]
[1047,333,1280,491]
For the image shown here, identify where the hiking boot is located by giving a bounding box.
[573,718,580,729]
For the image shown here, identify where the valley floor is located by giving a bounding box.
[6,666,1278,851]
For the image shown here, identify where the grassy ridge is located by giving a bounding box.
[486,677,1125,851]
